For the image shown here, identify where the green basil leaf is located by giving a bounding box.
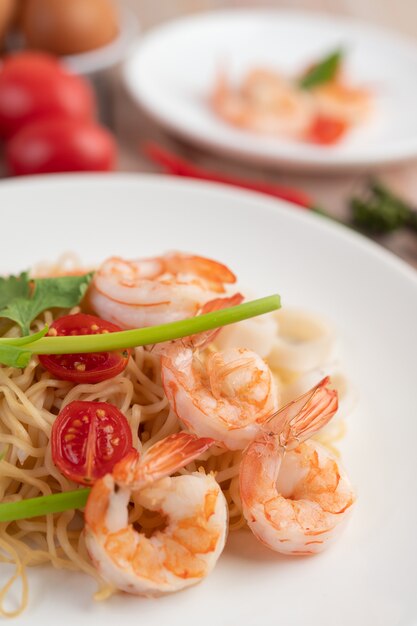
[299,49,343,90]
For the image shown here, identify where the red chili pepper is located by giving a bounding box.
[144,142,314,209]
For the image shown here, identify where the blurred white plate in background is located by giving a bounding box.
[0,173,416,625]
[123,10,417,171]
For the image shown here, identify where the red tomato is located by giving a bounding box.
[0,52,62,75]
[307,115,348,145]
[0,52,95,138]
[6,118,116,175]
[38,313,130,383]
[51,401,133,485]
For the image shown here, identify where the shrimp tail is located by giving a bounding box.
[112,449,141,485]
[265,377,338,449]
[114,432,214,489]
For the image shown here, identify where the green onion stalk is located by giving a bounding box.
[0,490,90,523]
[0,294,281,522]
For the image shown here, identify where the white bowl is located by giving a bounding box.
[1,173,417,626]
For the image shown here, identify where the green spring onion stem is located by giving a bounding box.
[0,325,49,346]
[12,295,281,355]
[0,294,281,523]
[0,489,90,523]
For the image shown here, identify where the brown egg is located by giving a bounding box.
[14,1,28,28]
[21,0,119,56]
[0,0,18,49]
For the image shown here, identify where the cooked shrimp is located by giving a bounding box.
[161,344,280,450]
[85,432,228,595]
[88,253,237,328]
[240,378,355,554]
[314,81,371,124]
[212,68,314,138]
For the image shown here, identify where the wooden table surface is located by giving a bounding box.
[125,0,417,40]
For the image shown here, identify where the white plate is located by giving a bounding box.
[1,174,417,626]
[123,9,417,171]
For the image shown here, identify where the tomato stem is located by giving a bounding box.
[14,294,281,355]
[0,489,90,522]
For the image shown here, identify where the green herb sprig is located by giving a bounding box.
[299,49,343,90]
[0,272,93,335]
[350,180,417,234]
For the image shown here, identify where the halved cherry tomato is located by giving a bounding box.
[307,115,348,145]
[38,313,130,383]
[51,400,133,485]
